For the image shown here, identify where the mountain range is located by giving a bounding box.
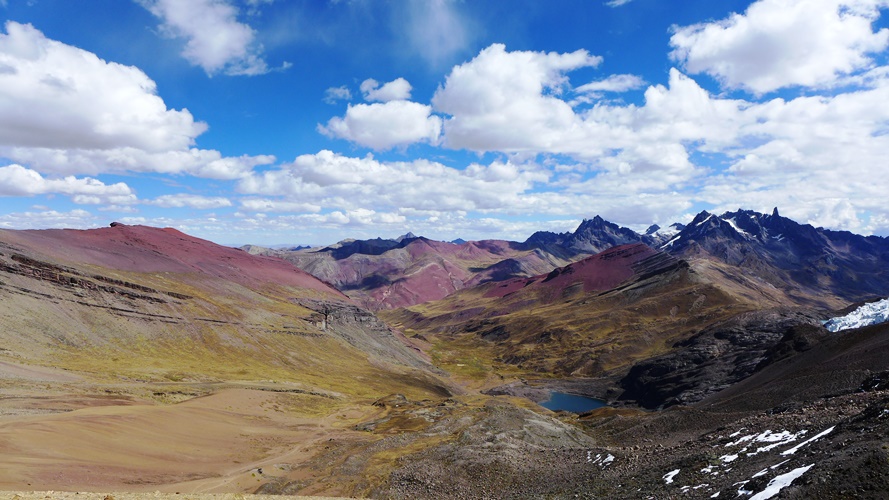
[1,209,888,498]
[250,207,889,311]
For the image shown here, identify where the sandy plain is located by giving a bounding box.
[0,357,386,497]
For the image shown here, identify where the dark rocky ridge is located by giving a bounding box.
[618,309,826,408]
[667,208,889,305]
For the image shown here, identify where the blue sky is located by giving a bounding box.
[1,0,888,245]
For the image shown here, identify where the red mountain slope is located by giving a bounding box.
[266,237,570,310]
[2,223,342,296]
[484,243,658,300]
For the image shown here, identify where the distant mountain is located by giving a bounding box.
[259,216,654,311]
[523,215,647,258]
[254,208,889,312]
[663,208,889,307]
[262,237,571,310]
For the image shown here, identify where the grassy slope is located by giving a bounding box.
[381,257,769,388]
[0,236,446,401]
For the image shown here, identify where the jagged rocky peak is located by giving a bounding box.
[645,224,660,235]
[520,216,645,256]
[688,210,714,226]
[395,232,418,242]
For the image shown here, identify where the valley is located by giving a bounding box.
[1,209,888,498]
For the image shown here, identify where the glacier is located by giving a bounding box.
[823,298,889,332]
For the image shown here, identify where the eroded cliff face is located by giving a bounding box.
[292,298,443,375]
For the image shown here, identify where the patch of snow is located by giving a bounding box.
[659,235,681,249]
[663,469,680,484]
[652,225,681,238]
[701,465,718,475]
[752,468,769,478]
[724,217,752,238]
[734,480,752,496]
[770,459,790,470]
[771,234,784,241]
[711,492,720,498]
[720,453,739,463]
[588,452,615,467]
[780,426,835,456]
[824,298,889,332]
[758,430,798,443]
[749,430,807,455]
[725,433,755,447]
[749,464,813,500]
[729,428,746,438]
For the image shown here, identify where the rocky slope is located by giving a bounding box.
[618,309,827,408]
[358,321,889,499]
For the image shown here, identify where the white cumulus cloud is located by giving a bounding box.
[139,0,271,76]
[0,22,275,179]
[0,21,205,152]
[0,164,137,205]
[360,77,413,102]
[432,43,603,153]
[239,198,321,213]
[0,146,275,180]
[238,150,548,213]
[669,0,889,94]
[0,208,97,230]
[319,100,442,150]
